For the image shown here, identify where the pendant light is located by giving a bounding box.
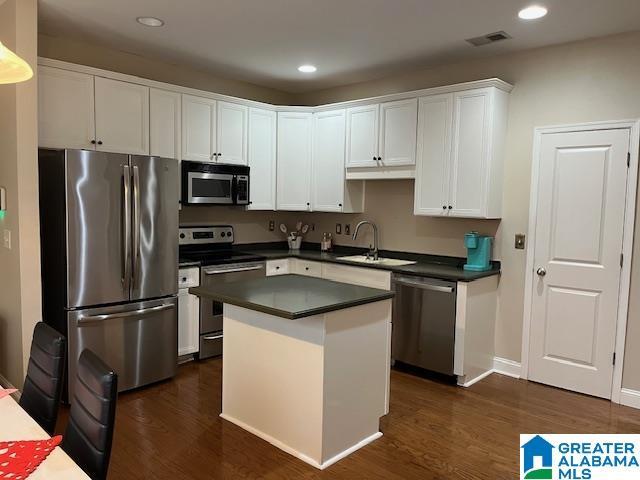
[0,41,33,84]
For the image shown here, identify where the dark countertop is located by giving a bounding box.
[189,274,395,320]
[238,243,501,282]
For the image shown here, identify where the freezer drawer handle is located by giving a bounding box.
[203,265,264,275]
[393,278,455,293]
[203,334,223,341]
[78,303,175,323]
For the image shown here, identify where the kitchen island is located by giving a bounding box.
[190,275,394,469]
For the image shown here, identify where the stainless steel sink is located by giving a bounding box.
[338,255,416,267]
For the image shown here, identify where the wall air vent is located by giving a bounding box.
[465,31,511,47]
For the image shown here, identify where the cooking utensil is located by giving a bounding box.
[279,224,288,234]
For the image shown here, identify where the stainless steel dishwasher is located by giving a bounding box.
[391,274,457,375]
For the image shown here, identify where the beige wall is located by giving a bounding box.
[0,0,39,387]
[38,33,294,105]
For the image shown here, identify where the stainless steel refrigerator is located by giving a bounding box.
[39,149,179,400]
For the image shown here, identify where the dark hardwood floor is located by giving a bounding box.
[56,358,640,479]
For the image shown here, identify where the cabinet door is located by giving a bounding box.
[150,88,181,160]
[449,89,491,217]
[178,289,200,356]
[312,109,346,212]
[276,112,313,211]
[94,76,149,155]
[379,98,417,166]
[182,94,217,162]
[345,104,379,167]
[291,259,322,277]
[247,108,277,210]
[38,66,95,150]
[216,101,248,165]
[414,94,453,216]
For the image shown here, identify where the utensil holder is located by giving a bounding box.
[287,236,303,250]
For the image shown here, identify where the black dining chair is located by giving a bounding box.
[19,322,66,435]
[62,349,118,480]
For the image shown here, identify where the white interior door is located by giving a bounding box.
[312,109,346,212]
[217,101,248,165]
[94,76,149,155]
[528,128,631,399]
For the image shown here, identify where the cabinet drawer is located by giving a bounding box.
[292,259,322,277]
[321,263,391,290]
[178,267,200,288]
[266,259,290,276]
[199,333,223,359]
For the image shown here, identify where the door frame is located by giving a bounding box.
[521,119,640,403]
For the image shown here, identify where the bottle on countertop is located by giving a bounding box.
[321,232,333,252]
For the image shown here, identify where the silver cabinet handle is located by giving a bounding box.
[78,303,175,323]
[536,267,547,277]
[122,165,132,290]
[203,334,223,341]
[204,265,264,275]
[132,165,141,287]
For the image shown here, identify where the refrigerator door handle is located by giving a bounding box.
[122,165,132,290]
[132,165,141,287]
[77,303,175,324]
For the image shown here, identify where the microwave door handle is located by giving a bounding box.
[122,165,132,291]
[231,175,238,205]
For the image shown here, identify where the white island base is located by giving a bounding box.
[220,300,392,470]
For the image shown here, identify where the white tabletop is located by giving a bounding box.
[0,395,90,479]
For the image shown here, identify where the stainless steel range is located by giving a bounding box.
[178,226,265,359]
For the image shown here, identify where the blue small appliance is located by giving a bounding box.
[463,232,493,272]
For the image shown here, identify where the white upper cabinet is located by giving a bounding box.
[182,94,217,162]
[414,94,453,216]
[414,87,508,219]
[247,108,277,210]
[94,76,150,155]
[38,66,95,150]
[345,104,379,168]
[150,88,181,160]
[216,101,248,165]
[277,112,313,211]
[379,98,418,166]
[312,110,346,212]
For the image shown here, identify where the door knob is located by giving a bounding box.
[536,267,547,277]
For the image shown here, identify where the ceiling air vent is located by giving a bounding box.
[465,31,511,47]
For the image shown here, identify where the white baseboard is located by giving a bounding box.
[460,369,494,387]
[620,389,640,409]
[220,413,382,470]
[493,357,522,379]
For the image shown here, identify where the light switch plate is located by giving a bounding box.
[0,187,5,211]
[268,220,275,231]
[335,223,342,235]
[3,229,10,250]
[515,233,526,250]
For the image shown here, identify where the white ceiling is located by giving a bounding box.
[38,0,640,93]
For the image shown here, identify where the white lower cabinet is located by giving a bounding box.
[276,112,313,211]
[266,259,290,276]
[291,259,322,277]
[178,267,200,357]
[414,86,508,219]
[247,108,277,210]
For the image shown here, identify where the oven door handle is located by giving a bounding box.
[203,334,224,341]
[203,265,264,275]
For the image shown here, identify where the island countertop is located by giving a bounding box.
[189,274,394,320]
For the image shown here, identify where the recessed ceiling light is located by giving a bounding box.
[136,16,165,27]
[518,5,548,20]
[298,65,317,73]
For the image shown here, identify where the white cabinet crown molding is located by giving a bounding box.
[38,57,512,113]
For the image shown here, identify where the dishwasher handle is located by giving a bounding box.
[393,276,455,293]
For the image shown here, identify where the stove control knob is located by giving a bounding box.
[227,231,232,237]
[220,232,226,237]
[179,233,185,239]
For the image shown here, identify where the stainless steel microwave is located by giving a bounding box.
[181,161,249,206]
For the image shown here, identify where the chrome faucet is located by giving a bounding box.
[352,220,379,261]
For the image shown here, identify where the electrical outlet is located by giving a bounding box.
[3,229,11,250]
[310,223,315,232]
[344,224,351,235]
[515,233,526,250]
[335,223,342,235]
[268,220,275,231]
